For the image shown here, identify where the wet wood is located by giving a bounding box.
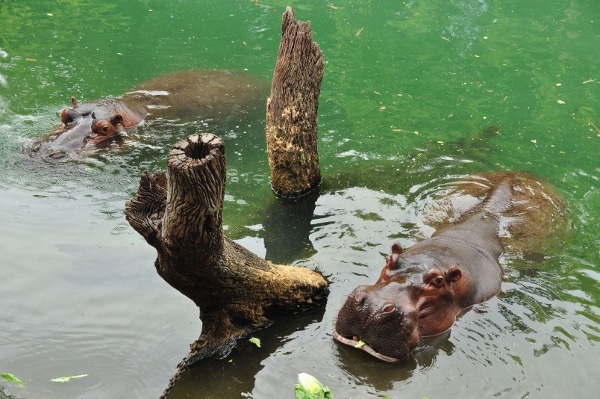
[124,133,329,384]
[266,6,324,197]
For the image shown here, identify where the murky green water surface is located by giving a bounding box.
[1,0,598,398]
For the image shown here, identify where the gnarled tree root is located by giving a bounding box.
[125,134,329,397]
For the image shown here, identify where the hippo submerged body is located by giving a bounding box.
[334,171,567,362]
[25,70,269,159]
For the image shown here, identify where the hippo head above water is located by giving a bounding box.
[26,96,147,160]
[60,97,138,142]
[334,241,484,362]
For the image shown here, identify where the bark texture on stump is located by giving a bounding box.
[124,134,328,369]
[266,7,324,197]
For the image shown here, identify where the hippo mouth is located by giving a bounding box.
[332,330,403,363]
[88,130,127,144]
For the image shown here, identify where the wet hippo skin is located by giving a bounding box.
[24,69,269,160]
[334,171,568,362]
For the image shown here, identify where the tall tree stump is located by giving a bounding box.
[266,7,324,197]
[124,133,329,366]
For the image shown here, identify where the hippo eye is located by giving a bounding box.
[382,304,396,313]
[432,276,444,288]
[423,269,446,288]
[101,125,110,134]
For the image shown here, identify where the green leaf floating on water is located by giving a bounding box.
[354,339,367,348]
[1,372,24,387]
[51,374,88,383]
[295,372,334,399]
[249,337,261,348]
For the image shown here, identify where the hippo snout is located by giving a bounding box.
[334,284,419,362]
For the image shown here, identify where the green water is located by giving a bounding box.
[0,1,598,398]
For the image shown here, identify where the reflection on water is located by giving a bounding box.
[0,0,599,398]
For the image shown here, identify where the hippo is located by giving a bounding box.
[334,171,568,362]
[24,69,270,159]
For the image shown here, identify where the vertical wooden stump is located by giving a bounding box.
[266,7,324,197]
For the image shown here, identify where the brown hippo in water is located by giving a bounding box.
[25,69,270,159]
[334,171,568,362]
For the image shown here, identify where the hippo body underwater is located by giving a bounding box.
[24,70,269,159]
[334,171,568,362]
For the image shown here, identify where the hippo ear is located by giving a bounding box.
[110,113,124,126]
[446,267,462,283]
[378,244,403,283]
[385,244,402,270]
[71,96,79,108]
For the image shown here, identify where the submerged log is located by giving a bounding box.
[124,134,329,369]
[266,7,324,197]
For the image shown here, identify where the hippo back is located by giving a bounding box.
[125,69,270,123]
[423,171,569,255]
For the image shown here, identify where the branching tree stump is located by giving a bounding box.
[266,7,324,197]
[124,134,329,369]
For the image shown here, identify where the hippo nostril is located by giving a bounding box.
[382,304,396,313]
[61,108,81,125]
